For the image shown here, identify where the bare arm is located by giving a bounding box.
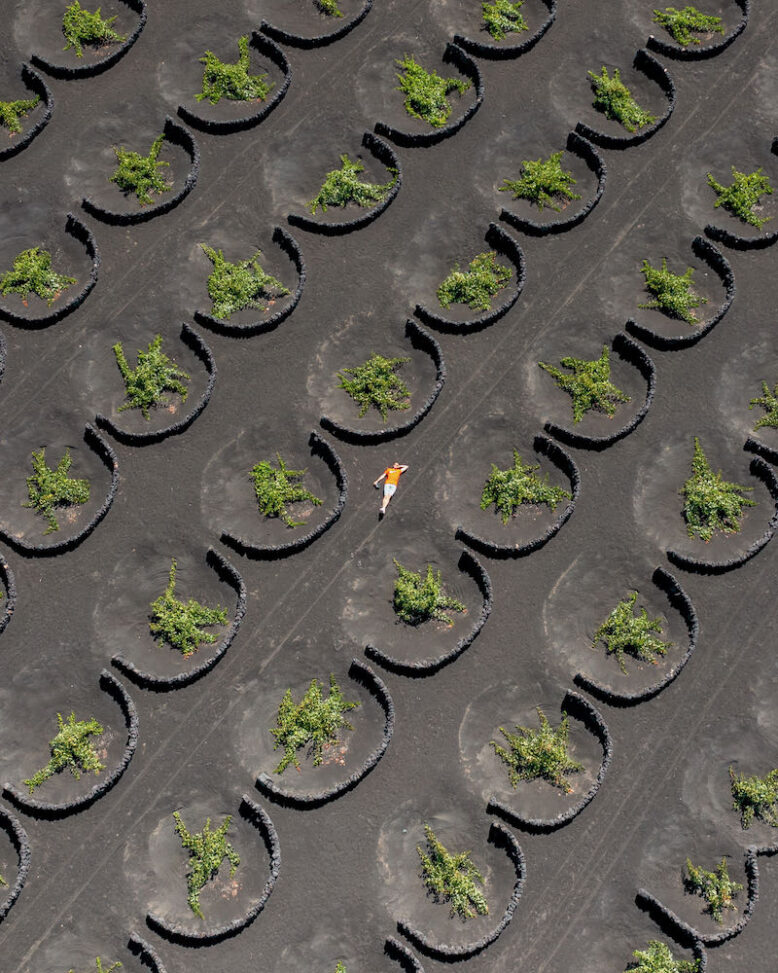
[373,472,386,487]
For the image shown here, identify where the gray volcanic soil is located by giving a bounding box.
[1,1,778,972]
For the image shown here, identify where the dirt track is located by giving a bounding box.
[1,0,778,970]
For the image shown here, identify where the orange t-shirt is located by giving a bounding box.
[385,467,403,486]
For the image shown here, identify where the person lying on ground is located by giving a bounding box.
[374,462,408,518]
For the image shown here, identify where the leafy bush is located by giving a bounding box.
[706,167,773,229]
[593,591,672,675]
[500,151,581,212]
[587,66,656,133]
[749,381,778,431]
[652,6,724,46]
[23,712,105,794]
[196,35,273,105]
[729,767,778,828]
[480,449,571,523]
[270,675,358,774]
[316,0,343,16]
[307,154,396,214]
[679,438,755,542]
[0,247,76,306]
[482,0,528,41]
[337,353,411,420]
[395,56,470,128]
[149,559,228,657]
[23,448,90,535]
[201,244,289,320]
[539,346,630,424]
[416,824,489,920]
[639,258,707,325]
[392,560,466,626]
[113,334,190,419]
[491,708,583,792]
[436,251,512,311]
[0,95,40,135]
[62,1,126,57]
[625,940,699,973]
[68,960,121,973]
[684,857,742,923]
[173,811,240,919]
[332,965,347,973]
[109,133,171,206]
[248,454,323,528]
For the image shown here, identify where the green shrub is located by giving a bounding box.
[491,708,583,792]
[23,712,105,794]
[68,960,121,973]
[307,154,396,214]
[270,675,358,774]
[499,150,581,212]
[416,824,489,920]
[684,857,742,922]
[316,0,343,16]
[587,66,656,133]
[332,965,347,973]
[480,449,571,523]
[539,346,630,424]
[749,381,778,431]
[679,437,755,542]
[149,559,228,657]
[639,258,707,325]
[392,560,466,626]
[436,251,512,311]
[652,6,725,46]
[173,811,240,919]
[482,0,528,41]
[0,95,40,135]
[196,35,273,105]
[625,940,699,973]
[0,247,76,306]
[113,334,190,419]
[395,56,470,128]
[593,591,672,674]
[23,448,90,535]
[729,767,778,829]
[62,1,126,57]
[201,244,289,320]
[706,167,773,229]
[109,133,171,206]
[248,454,322,528]
[337,353,411,420]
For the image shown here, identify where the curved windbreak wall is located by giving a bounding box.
[0,64,54,163]
[193,227,305,337]
[260,0,373,49]
[646,0,750,60]
[177,32,291,135]
[95,324,216,446]
[0,214,100,330]
[575,49,676,150]
[453,0,556,61]
[2,670,138,819]
[30,0,147,80]
[374,43,484,149]
[82,117,200,225]
[287,132,402,236]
